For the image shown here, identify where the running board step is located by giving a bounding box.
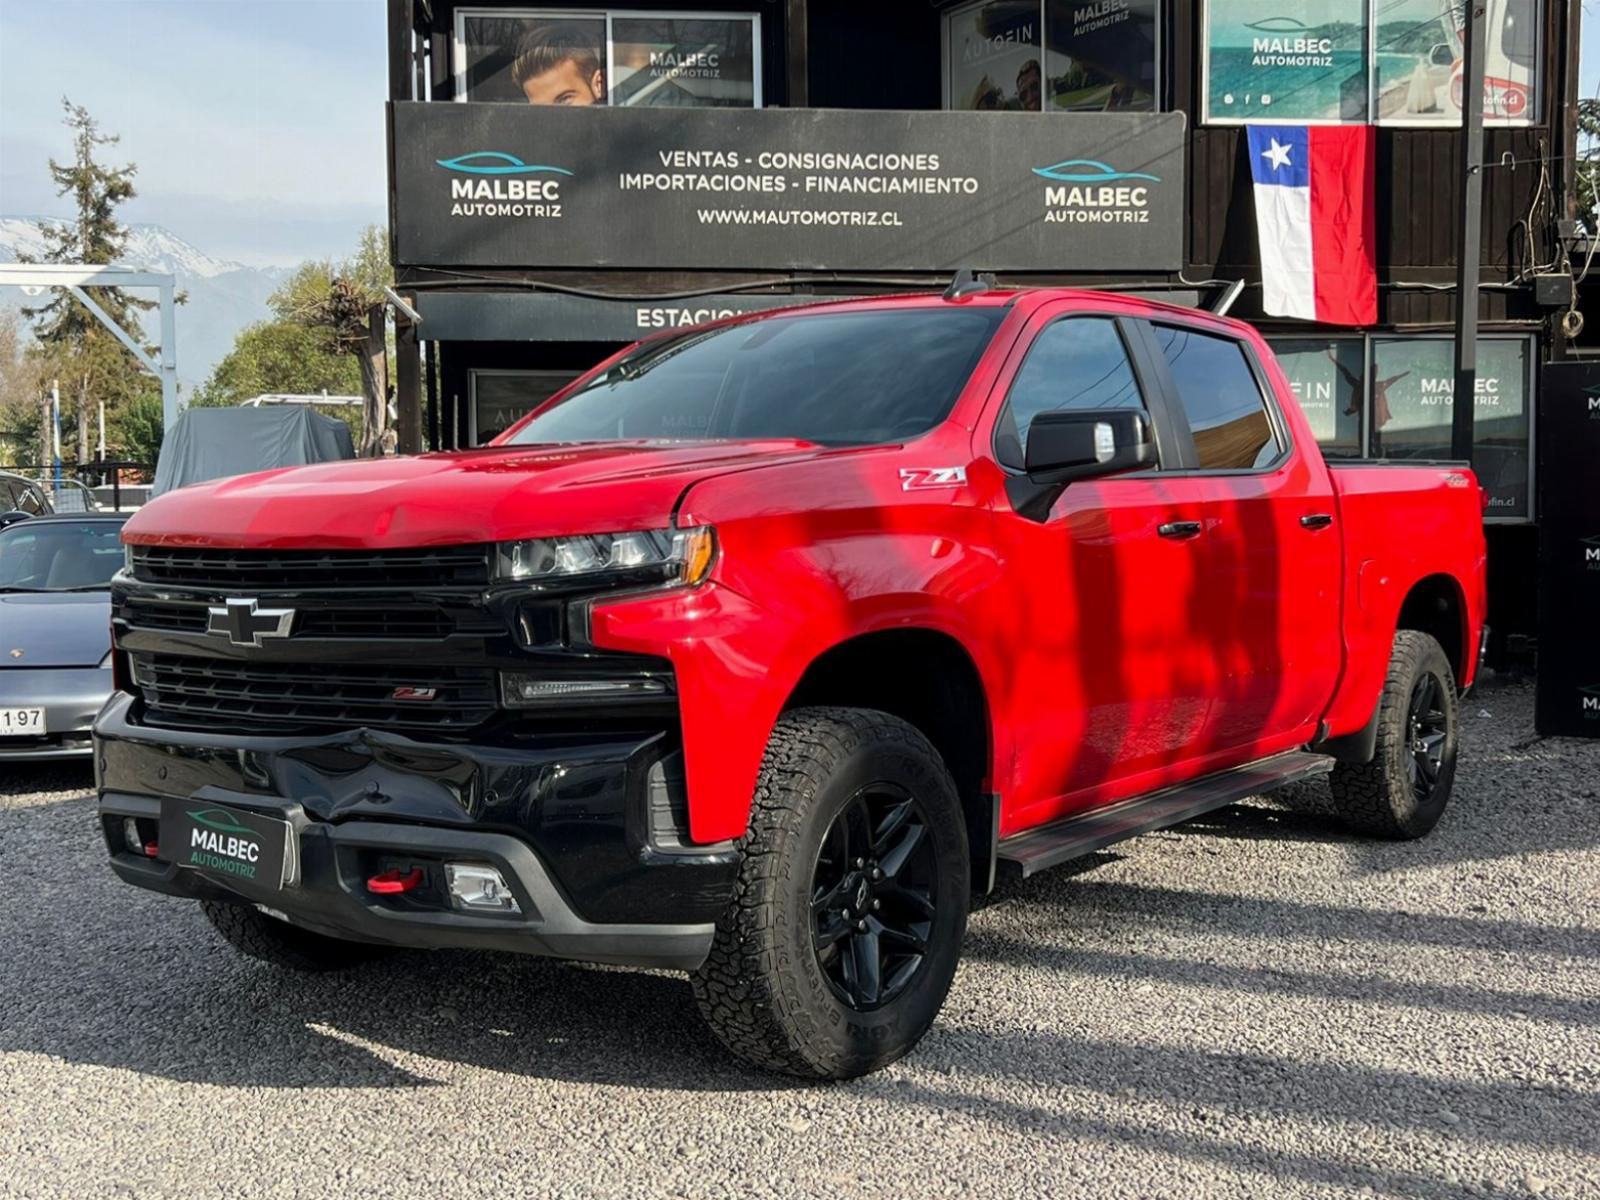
[996,751,1332,879]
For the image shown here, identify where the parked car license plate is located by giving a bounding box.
[0,707,46,736]
[159,797,294,890]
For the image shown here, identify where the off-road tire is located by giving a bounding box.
[200,899,391,972]
[1328,630,1460,839]
[691,707,970,1080]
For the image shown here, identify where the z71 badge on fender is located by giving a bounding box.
[899,466,967,491]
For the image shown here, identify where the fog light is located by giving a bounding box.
[444,862,521,913]
[122,816,157,857]
[500,673,667,707]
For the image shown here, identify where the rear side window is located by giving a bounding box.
[1152,325,1282,470]
[999,317,1148,466]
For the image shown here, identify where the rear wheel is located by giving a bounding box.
[1328,630,1459,839]
[200,899,392,972]
[691,707,970,1080]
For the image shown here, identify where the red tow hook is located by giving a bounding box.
[367,867,424,895]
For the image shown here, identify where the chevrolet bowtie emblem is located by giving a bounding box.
[207,598,296,647]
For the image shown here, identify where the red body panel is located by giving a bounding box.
[122,288,1487,846]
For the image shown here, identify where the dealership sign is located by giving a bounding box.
[391,102,1185,271]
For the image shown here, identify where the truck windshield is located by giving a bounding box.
[501,307,1004,448]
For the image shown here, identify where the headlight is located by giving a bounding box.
[494,527,715,589]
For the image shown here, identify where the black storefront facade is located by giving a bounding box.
[385,0,1586,660]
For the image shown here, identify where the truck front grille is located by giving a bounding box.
[128,544,492,591]
[129,653,497,732]
[118,597,457,641]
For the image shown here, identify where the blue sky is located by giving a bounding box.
[0,1,1596,268]
[0,0,387,267]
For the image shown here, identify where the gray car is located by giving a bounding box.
[0,513,128,760]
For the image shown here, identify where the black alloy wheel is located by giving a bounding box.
[809,783,938,1011]
[1405,672,1449,803]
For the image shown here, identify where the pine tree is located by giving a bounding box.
[20,97,155,465]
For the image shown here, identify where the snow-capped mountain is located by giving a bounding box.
[0,217,248,279]
[0,217,289,388]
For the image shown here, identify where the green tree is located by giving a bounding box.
[1578,99,1600,235]
[0,312,47,468]
[197,225,393,453]
[192,319,362,408]
[20,98,156,465]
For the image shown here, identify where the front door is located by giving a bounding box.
[985,308,1221,833]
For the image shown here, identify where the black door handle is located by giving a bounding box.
[1157,520,1204,539]
[1300,513,1334,529]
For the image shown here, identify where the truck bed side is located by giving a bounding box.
[1321,463,1488,738]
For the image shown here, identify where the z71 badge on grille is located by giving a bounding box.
[207,598,296,647]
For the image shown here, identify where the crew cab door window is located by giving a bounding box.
[997,317,1151,468]
[1150,325,1282,470]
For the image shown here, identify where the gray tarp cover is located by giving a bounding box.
[151,406,355,497]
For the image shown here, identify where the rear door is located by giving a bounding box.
[1138,320,1342,757]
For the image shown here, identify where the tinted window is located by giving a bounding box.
[504,309,1003,448]
[1005,318,1147,456]
[1153,326,1281,469]
[0,480,17,511]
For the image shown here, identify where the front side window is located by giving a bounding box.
[999,317,1148,466]
[502,308,1003,448]
[1152,325,1282,470]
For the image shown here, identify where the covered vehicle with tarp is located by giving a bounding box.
[151,406,356,497]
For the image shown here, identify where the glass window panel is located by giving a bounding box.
[1153,325,1280,470]
[945,0,1044,110]
[1268,338,1364,458]
[460,12,608,105]
[1044,0,1157,112]
[1373,0,1536,125]
[1006,318,1148,451]
[610,17,757,108]
[1204,0,1369,122]
[472,371,579,444]
[1370,337,1531,517]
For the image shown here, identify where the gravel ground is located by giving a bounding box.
[2,676,1597,1199]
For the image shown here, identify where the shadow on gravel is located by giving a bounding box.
[0,790,780,1095]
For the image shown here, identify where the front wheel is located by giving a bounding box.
[1328,630,1460,839]
[691,707,970,1080]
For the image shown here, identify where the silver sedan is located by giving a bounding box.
[0,513,128,760]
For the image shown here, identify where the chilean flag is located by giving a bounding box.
[1247,125,1376,326]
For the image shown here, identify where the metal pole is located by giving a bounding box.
[1451,0,1487,462]
[97,398,106,460]
[50,380,62,488]
[159,282,179,431]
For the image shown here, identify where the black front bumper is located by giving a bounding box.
[94,694,737,970]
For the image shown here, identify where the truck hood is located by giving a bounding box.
[0,591,110,668]
[121,440,829,548]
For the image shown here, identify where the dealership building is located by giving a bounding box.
[384,0,1585,660]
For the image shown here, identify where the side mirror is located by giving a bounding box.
[1429,43,1454,67]
[0,510,32,529]
[1008,408,1156,522]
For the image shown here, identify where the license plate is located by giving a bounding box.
[0,707,46,737]
[160,798,295,891]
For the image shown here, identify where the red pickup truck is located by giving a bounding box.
[97,286,1486,1079]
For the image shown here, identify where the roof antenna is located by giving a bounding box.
[943,268,996,300]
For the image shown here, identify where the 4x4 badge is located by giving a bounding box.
[207,598,296,647]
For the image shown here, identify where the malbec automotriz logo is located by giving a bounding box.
[437,151,572,220]
[1581,685,1600,720]
[1583,535,1600,571]
[186,808,264,879]
[1033,159,1160,225]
